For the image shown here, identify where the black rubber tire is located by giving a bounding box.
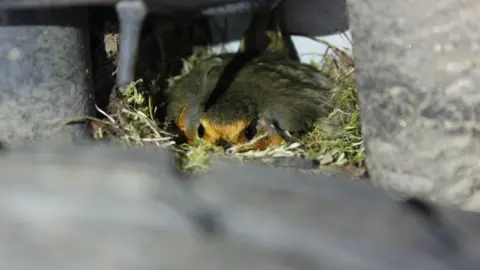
[0,7,95,146]
[347,0,480,211]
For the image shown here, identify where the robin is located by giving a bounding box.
[165,7,334,153]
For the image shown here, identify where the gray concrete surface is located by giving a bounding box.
[347,0,480,211]
[0,142,479,270]
[0,8,94,145]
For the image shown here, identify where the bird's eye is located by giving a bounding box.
[197,124,205,138]
[244,122,257,140]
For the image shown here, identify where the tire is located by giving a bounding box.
[0,7,95,146]
[347,0,480,211]
[0,142,479,270]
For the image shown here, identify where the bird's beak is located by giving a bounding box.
[215,138,232,151]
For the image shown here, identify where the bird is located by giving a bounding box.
[164,46,334,153]
[164,5,334,153]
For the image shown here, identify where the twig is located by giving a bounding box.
[96,104,116,123]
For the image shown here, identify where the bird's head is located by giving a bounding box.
[176,105,283,152]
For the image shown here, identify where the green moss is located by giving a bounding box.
[177,139,224,174]
[300,54,365,168]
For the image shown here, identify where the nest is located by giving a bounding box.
[66,18,365,178]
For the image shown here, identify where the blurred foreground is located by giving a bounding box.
[0,143,479,270]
